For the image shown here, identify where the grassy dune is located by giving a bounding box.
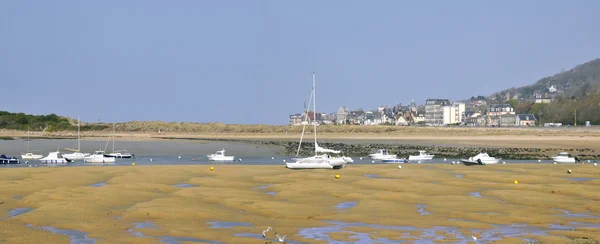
[1,164,599,243]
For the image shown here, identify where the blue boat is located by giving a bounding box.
[382,158,407,163]
[0,154,20,164]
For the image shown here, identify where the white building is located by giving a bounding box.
[442,103,465,125]
[425,99,451,126]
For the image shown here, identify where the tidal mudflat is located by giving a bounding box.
[0,164,599,243]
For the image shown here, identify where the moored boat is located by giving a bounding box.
[552,152,577,164]
[207,149,235,161]
[460,153,500,166]
[369,149,397,161]
[381,157,407,163]
[0,154,20,164]
[408,150,435,161]
[40,151,72,164]
[84,151,116,163]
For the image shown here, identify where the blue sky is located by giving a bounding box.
[1,1,599,125]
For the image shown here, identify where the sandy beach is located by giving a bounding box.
[1,164,599,243]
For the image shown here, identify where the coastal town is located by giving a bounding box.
[289,84,572,127]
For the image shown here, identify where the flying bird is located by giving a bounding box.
[275,232,286,243]
[262,226,273,238]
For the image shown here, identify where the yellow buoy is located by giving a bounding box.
[210,166,214,171]
[132,162,136,166]
[335,174,340,179]
[514,180,518,184]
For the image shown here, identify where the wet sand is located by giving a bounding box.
[1,164,599,243]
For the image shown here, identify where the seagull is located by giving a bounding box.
[238,158,242,161]
[282,159,286,162]
[472,235,477,241]
[444,158,447,161]
[359,157,363,160]
[271,157,275,160]
[371,160,375,164]
[275,232,286,243]
[178,156,181,159]
[262,226,272,238]
[149,158,153,162]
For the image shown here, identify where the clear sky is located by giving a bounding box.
[1,1,599,125]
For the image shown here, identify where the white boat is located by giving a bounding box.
[84,151,116,163]
[63,117,91,161]
[286,73,348,170]
[40,151,72,164]
[104,125,134,158]
[460,153,501,166]
[382,157,407,163]
[552,152,577,164]
[21,128,43,159]
[21,151,43,160]
[408,150,435,161]
[369,149,397,160]
[207,149,235,161]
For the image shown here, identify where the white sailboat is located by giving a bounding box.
[286,72,347,170]
[21,128,43,160]
[104,125,134,158]
[63,117,90,161]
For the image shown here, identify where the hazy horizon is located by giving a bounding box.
[2,1,600,125]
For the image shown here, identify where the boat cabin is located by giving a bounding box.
[92,151,105,156]
[557,152,571,157]
[376,149,390,155]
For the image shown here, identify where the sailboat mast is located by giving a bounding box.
[26,126,30,152]
[77,116,80,151]
[112,124,115,153]
[312,72,317,156]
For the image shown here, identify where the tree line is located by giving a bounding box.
[0,111,110,132]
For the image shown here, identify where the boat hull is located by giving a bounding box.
[382,158,407,163]
[63,153,90,161]
[207,156,235,161]
[0,159,20,164]
[408,155,435,161]
[286,162,335,169]
[552,157,576,163]
[84,157,116,163]
[460,159,500,166]
[40,159,72,164]
[21,154,43,160]
[104,154,133,158]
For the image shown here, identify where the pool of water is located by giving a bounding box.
[469,192,482,197]
[8,208,33,217]
[267,192,277,195]
[297,220,600,243]
[455,174,464,178]
[567,178,596,182]
[89,182,106,187]
[173,183,197,188]
[26,224,95,244]
[335,201,357,210]
[364,174,379,178]
[207,221,253,229]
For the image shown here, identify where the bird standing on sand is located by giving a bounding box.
[262,226,272,238]
[472,235,477,241]
[275,232,286,243]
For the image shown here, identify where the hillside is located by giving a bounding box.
[491,58,600,101]
[487,58,600,125]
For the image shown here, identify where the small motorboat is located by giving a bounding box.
[369,149,397,160]
[552,152,577,164]
[21,151,43,160]
[104,150,134,158]
[84,151,116,163]
[207,149,235,161]
[40,151,72,164]
[408,150,435,161]
[0,154,20,164]
[460,153,500,166]
[381,157,407,163]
